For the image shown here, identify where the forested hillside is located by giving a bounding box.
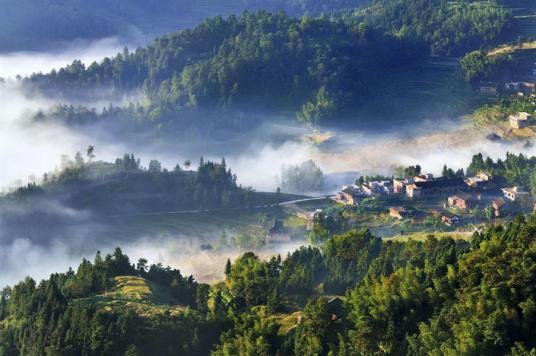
[26,1,514,128]
[5,154,246,213]
[351,0,513,56]
[4,215,536,354]
[26,11,426,125]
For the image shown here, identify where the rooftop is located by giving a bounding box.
[414,177,465,189]
[493,197,506,207]
[502,186,529,195]
[449,191,472,201]
[510,112,533,121]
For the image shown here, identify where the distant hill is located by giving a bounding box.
[0,153,300,243]
[0,0,368,52]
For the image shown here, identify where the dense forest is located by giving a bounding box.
[350,0,513,56]
[5,215,536,354]
[0,0,368,52]
[26,1,512,127]
[26,11,427,125]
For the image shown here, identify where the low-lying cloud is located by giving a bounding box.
[0,37,128,79]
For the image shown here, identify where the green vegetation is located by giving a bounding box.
[3,152,293,215]
[280,160,323,193]
[26,11,427,125]
[8,216,536,354]
[460,41,536,82]
[22,0,514,130]
[0,247,217,355]
[351,0,513,56]
[468,151,536,193]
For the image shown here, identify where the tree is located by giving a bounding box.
[74,151,84,167]
[136,258,148,273]
[87,145,95,162]
[148,160,162,173]
[224,258,232,277]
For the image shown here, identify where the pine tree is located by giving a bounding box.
[225,259,232,277]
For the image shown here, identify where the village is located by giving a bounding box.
[263,166,536,244]
[333,169,534,229]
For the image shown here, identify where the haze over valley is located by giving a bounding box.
[4,1,536,355]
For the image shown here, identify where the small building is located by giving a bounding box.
[414,173,434,182]
[479,82,498,97]
[335,185,361,206]
[501,186,533,212]
[389,207,409,220]
[441,214,460,226]
[509,112,534,129]
[465,172,493,188]
[266,220,291,242]
[326,297,345,320]
[493,197,506,217]
[406,177,466,199]
[447,192,473,210]
[393,178,411,194]
[361,181,392,196]
[501,186,531,202]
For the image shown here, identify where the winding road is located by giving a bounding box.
[111,195,334,218]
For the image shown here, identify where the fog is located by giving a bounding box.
[0,81,129,189]
[0,38,128,79]
[2,39,536,287]
[0,231,305,286]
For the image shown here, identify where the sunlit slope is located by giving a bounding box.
[78,276,186,317]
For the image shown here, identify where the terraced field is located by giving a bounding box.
[78,276,186,318]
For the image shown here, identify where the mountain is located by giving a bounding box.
[0,0,368,52]
[24,1,513,132]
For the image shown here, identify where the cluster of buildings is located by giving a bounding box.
[479,66,536,98]
[335,171,534,225]
[335,181,393,206]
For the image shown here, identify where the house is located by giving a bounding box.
[501,186,533,211]
[266,220,291,242]
[335,185,361,206]
[509,112,534,129]
[479,82,498,96]
[447,192,473,210]
[493,197,506,217]
[414,173,434,182]
[441,213,460,226]
[361,181,392,196]
[326,297,345,320]
[501,186,531,202]
[393,178,412,194]
[406,177,466,199]
[389,207,409,219]
[465,172,492,188]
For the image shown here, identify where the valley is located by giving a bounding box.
[4,0,536,355]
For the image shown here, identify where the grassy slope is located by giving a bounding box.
[78,276,186,318]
